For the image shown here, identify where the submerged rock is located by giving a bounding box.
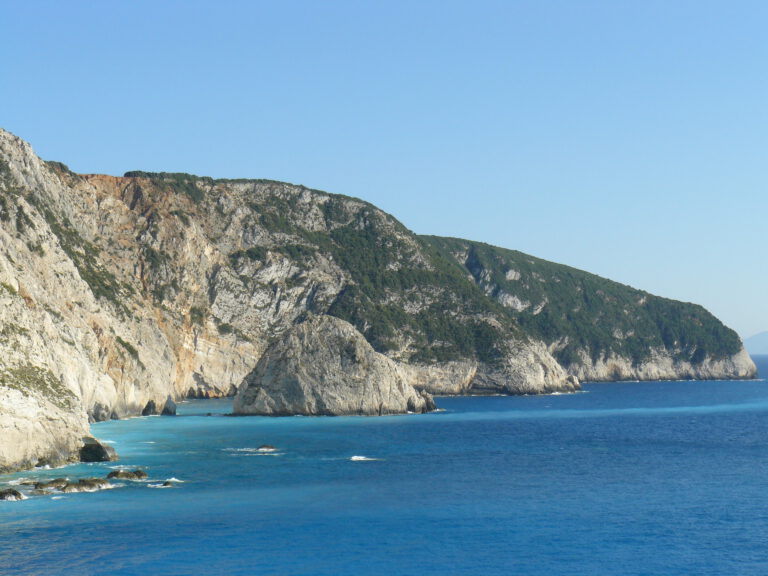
[79,437,118,463]
[234,315,436,416]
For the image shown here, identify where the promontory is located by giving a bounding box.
[0,128,756,472]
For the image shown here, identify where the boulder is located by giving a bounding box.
[233,315,436,416]
[79,437,118,463]
[0,488,23,501]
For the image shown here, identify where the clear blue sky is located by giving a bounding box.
[2,1,766,338]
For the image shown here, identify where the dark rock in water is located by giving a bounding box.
[0,488,23,501]
[258,444,276,452]
[107,469,148,480]
[161,395,177,416]
[34,478,69,490]
[79,437,118,462]
[161,480,174,487]
[141,400,158,416]
[62,478,110,493]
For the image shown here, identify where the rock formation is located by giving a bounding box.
[106,469,148,480]
[234,315,436,415]
[79,437,118,462]
[0,127,755,471]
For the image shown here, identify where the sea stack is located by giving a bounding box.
[233,315,436,416]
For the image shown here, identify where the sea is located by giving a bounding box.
[1,356,767,576]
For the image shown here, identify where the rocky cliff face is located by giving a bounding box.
[0,128,753,471]
[424,237,756,382]
[567,347,756,382]
[234,315,435,415]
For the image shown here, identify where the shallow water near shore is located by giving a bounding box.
[2,356,767,575]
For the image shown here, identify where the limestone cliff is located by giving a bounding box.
[423,236,756,382]
[0,127,754,471]
[234,315,435,415]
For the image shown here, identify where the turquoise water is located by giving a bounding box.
[1,356,767,575]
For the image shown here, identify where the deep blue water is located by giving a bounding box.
[1,356,767,575]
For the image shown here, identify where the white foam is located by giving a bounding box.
[1,493,27,501]
[350,455,379,461]
[165,477,184,483]
[223,447,278,453]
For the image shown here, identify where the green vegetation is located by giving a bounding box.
[115,336,139,360]
[0,364,76,409]
[229,246,268,266]
[124,171,209,203]
[26,241,45,256]
[0,322,28,342]
[190,306,206,325]
[44,160,73,174]
[216,322,234,335]
[35,204,130,315]
[170,209,191,226]
[422,237,742,366]
[144,246,170,273]
[14,206,34,234]
[0,153,738,374]
[0,195,9,222]
[242,194,513,362]
[0,282,17,296]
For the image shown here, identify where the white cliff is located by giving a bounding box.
[234,315,436,416]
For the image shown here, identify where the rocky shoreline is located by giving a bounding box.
[0,468,178,502]
[0,127,756,473]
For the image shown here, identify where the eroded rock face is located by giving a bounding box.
[568,347,757,382]
[234,316,436,416]
[0,127,753,471]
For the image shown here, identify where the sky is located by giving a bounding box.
[2,1,766,338]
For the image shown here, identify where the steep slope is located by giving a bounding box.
[423,237,755,381]
[0,128,754,470]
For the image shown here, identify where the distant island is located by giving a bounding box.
[0,128,756,473]
[745,332,768,355]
